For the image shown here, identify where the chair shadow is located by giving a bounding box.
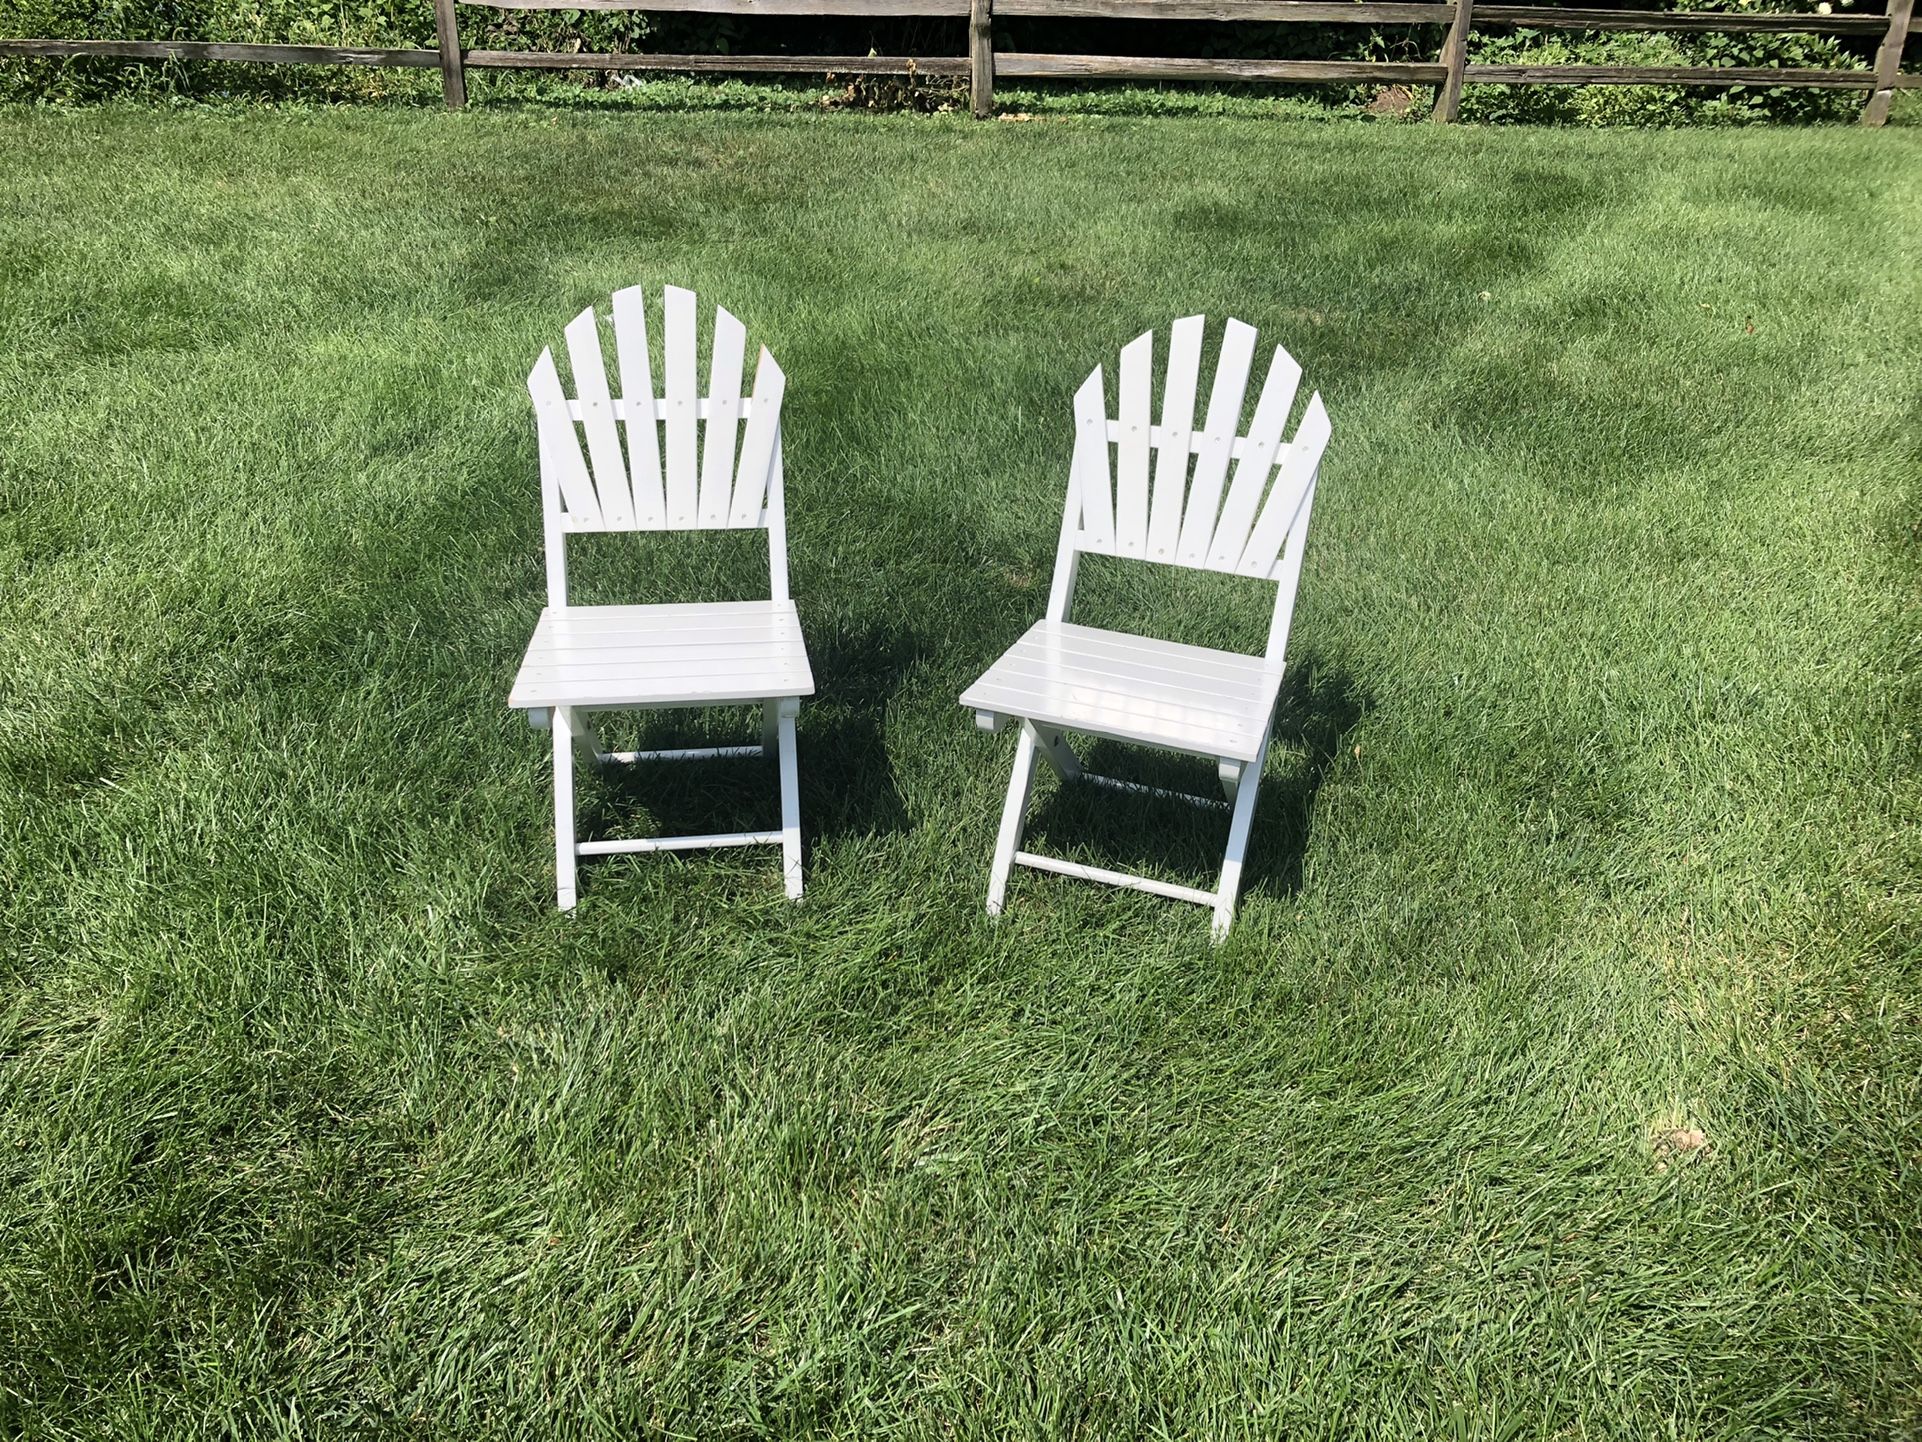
[575,625,919,850]
[794,625,921,844]
[1021,652,1368,905]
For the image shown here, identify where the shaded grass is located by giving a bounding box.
[0,105,1918,1438]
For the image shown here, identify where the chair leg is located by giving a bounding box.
[573,712,606,773]
[1218,758,1243,804]
[1026,722,1082,780]
[761,699,780,754]
[987,727,1040,916]
[545,703,602,767]
[1212,757,1265,942]
[775,700,803,900]
[552,706,579,911]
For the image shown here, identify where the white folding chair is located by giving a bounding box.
[961,316,1332,940]
[508,285,812,909]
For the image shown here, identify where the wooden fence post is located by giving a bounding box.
[1432,0,1474,121]
[970,0,993,118]
[1861,0,1914,125]
[433,0,466,108]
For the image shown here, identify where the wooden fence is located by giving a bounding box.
[3,0,1916,125]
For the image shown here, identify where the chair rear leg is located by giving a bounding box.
[1212,758,1264,941]
[987,727,1040,916]
[775,700,803,899]
[761,699,779,754]
[552,707,579,911]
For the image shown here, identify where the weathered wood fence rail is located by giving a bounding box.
[3,0,1915,124]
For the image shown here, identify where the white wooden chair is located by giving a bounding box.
[960,316,1332,940]
[508,286,812,909]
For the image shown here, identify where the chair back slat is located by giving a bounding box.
[610,286,666,527]
[1070,369,1116,550]
[1235,393,1330,578]
[563,307,636,528]
[730,346,787,526]
[1146,314,1203,562]
[1204,345,1301,571]
[661,285,701,526]
[1113,331,1154,555]
[699,305,748,526]
[1174,318,1257,566]
[529,348,603,527]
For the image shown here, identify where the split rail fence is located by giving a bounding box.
[3,0,1915,124]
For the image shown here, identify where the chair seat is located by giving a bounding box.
[961,620,1282,763]
[509,600,814,711]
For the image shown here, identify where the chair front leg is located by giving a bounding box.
[1212,756,1265,942]
[552,706,580,911]
[987,727,1040,916]
[775,699,803,899]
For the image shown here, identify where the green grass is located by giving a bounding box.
[0,104,1918,1438]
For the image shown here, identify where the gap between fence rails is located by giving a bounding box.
[2,0,1913,125]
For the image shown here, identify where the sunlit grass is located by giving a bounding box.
[0,105,1917,1437]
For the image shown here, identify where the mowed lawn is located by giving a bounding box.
[0,103,1918,1438]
